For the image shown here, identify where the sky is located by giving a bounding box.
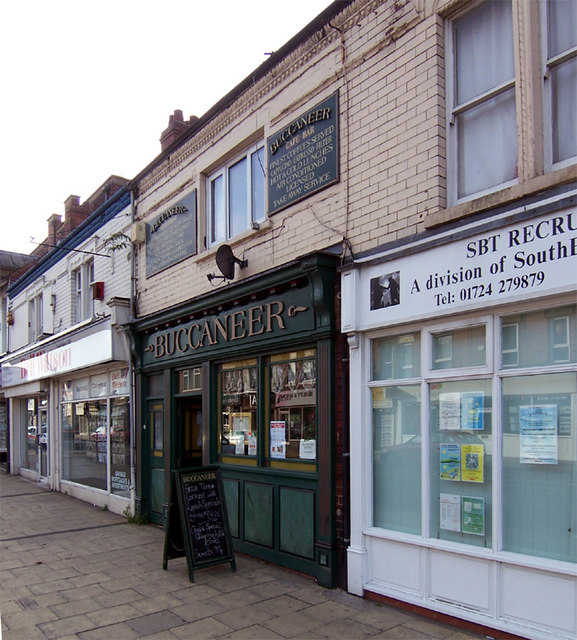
[0,0,333,254]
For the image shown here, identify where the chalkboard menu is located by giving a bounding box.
[163,466,236,582]
[267,92,339,215]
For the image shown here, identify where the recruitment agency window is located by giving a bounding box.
[372,333,421,534]
[370,304,576,564]
[501,305,577,563]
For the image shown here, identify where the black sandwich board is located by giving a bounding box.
[163,466,236,582]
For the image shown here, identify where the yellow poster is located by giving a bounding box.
[461,444,484,483]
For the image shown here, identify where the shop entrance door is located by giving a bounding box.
[176,397,203,469]
[147,401,166,525]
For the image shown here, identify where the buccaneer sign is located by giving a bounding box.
[142,290,313,365]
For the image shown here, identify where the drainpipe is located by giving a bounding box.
[128,189,138,518]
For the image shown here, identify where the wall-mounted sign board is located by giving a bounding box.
[146,190,197,278]
[163,466,236,582]
[267,92,339,215]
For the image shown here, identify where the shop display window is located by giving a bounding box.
[500,306,576,368]
[372,333,420,380]
[430,379,492,547]
[218,350,318,464]
[502,372,576,562]
[369,303,576,563]
[432,325,486,370]
[61,369,130,495]
[372,385,421,534]
[268,350,317,461]
[110,397,130,496]
[220,359,258,456]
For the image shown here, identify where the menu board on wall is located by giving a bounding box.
[146,190,197,277]
[267,92,339,214]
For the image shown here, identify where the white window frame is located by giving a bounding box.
[206,143,265,246]
[73,260,94,324]
[542,0,577,170]
[446,0,518,205]
[28,293,43,342]
[366,298,576,567]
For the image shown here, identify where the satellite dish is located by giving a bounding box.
[215,244,247,280]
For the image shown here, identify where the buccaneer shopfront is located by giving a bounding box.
[342,194,577,640]
[134,253,340,586]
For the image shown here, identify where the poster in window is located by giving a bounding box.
[461,391,484,430]
[270,421,286,459]
[462,496,485,535]
[461,444,484,482]
[520,404,558,464]
[440,493,461,532]
[440,443,461,480]
[299,439,316,460]
[440,392,461,430]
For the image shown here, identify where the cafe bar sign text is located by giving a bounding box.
[142,290,313,364]
[267,92,339,215]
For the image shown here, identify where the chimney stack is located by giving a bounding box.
[160,110,198,151]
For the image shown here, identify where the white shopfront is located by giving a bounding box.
[1,318,134,515]
[342,200,577,640]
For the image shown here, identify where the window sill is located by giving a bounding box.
[426,165,577,229]
[197,219,272,266]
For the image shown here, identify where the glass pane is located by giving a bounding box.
[269,356,316,460]
[251,147,265,222]
[502,373,576,562]
[551,58,577,163]
[229,157,248,238]
[373,385,421,534]
[432,326,486,370]
[455,0,514,104]
[110,397,130,497]
[372,333,420,380]
[22,398,39,472]
[211,174,225,243]
[457,88,517,198]
[429,380,492,548]
[151,405,164,452]
[548,0,577,57]
[500,306,576,368]
[220,363,257,456]
[61,400,107,491]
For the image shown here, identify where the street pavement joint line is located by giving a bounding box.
[0,491,51,499]
[1,521,129,542]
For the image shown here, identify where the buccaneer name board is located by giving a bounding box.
[143,296,312,364]
[268,93,339,214]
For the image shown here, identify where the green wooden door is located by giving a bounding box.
[147,401,166,525]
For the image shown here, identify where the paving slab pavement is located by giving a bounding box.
[1,474,486,640]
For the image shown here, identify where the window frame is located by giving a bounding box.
[73,260,94,324]
[446,0,518,205]
[542,0,577,170]
[367,300,576,565]
[206,143,265,247]
[28,293,43,341]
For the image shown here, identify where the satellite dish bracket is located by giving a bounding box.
[207,244,247,282]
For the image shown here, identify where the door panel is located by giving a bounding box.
[147,401,165,524]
